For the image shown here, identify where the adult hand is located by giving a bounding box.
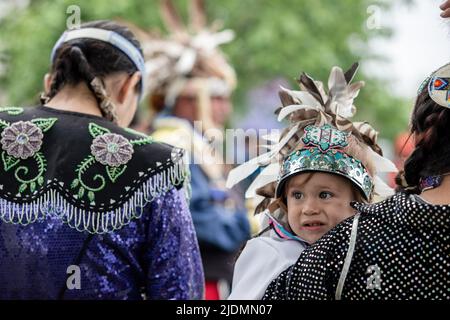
[441,0,450,18]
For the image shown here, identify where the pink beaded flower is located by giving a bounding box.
[1,121,44,159]
[91,133,134,167]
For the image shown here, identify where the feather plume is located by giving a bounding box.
[160,0,187,36]
[245,163,279,198]
[189,0,207,32]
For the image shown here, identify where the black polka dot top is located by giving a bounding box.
[263,192,450,300]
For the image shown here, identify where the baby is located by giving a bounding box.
[227,64,395,300]
[283,171,362,244]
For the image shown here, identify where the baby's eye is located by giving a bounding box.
[319,191,333,199]
[291,191,303,200]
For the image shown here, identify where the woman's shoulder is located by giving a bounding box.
[298,194,401,263]
[0,105,185,171]
[0,105,188,234]
[351,193,399,217]
[117,126,184,167]
[307,196,397,251]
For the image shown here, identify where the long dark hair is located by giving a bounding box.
[43,20,143,123]
[396,84,450,193]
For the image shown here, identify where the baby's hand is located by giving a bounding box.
[441,0,450,18]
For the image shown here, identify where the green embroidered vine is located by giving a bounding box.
[14,152,46,194]
[70,123,153,204]
[125,127,154,146]
[89,123,110,138]
[71,155,106,203]
[130,136,153,146]
[1,151,19,171]
[106,165,127,183]
[0,107,24,116]
[0,119,9,129]
[31,118,58,132]
[0,107,24,129]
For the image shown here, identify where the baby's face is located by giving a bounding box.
[285,172,357,244]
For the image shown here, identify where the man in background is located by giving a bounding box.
[127,0,250,299]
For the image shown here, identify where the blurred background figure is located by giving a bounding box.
[125,0,250,299]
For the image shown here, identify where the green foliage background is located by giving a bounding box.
[0,0,412,140]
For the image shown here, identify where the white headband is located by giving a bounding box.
[50,28,146,101]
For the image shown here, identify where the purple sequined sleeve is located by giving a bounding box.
[146,187,205,300]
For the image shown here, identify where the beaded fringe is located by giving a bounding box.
[0,159,189,234]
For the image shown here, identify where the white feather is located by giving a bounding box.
[279,86,322,106]
[328,66,347,95]
[258,209,271,230]
[192,30,235,53]
[175,48,197,74]
[259,144,273,151]
[367,147,398,173]
[226,153,270,189]
[347,81,365,99]
[261,132,280,143]
[267,124,300,156]
[143,40,184,57]
[334,81,365,118]
[253,194,266,207]
[313,80,328,103]
[277,104,321,122]
[226,124,298,189]
[245,163,279,198]
[374,175,395,197]
[335,100,356,119]
[145,57,171,79]
[212,29,235,46]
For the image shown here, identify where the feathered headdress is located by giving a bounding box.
[122,0,236,109]
[226,63,398,215]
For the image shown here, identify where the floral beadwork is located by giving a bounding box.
[0,110,189,235]
[70,123,154,204]
[0,107,24,116]
[91,133,134,167]
[0,117,57,196]
[1,121,43,159]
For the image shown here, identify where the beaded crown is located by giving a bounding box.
[277,124,373,200]
[119,0,236,106]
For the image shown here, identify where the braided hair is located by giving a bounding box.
[42,20,143,123]
[395,84,450,193]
